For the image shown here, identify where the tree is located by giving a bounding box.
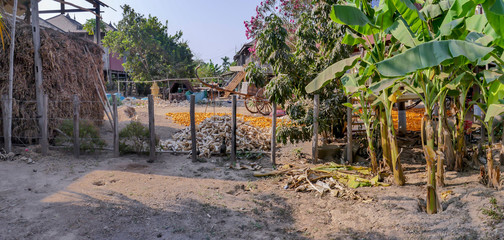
[196,59,223,78]
[221,56,231,72]
[103,5,194,82]
[246,0,352,144]
[308,0,504,213]
[82,18,107,35]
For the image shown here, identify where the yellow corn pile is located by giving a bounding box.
[391,108,424,132]
[166,112,287,129]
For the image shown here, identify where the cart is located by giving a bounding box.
[195,68,272,115]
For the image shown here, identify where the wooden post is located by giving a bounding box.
[346,96,353,164]
[2,95,11,153]
[190,94,197,162]
[148,95,156,162]
[113,95,119,157]
[398,102,407,136]
[41,94,48,155]
[73,95,80,158]
[6,0,17,154]
[312,94,319,162]
[271,102,277,166]
[95,3,101,44]
[31,0,45,148]
[231,95,237,162]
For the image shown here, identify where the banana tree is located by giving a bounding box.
[472,67,504,188]
[306,0,414,185]
[341,74,379,173]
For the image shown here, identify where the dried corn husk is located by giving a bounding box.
[159,115,271,157]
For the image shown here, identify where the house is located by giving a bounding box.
[45,13,127,82]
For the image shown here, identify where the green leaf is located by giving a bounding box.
[390,0,428,39]
[484,104,504,122]
[388,17,419,48]
[465,32,493,46]
[369,78,401,93]
[440,18,464,36]
[375,40,494,77]
[306,55,360,93]
[341,73,360,94]
[330,5,378,35]
[483,0,504,38]
[342,30,366,46]
[488,81,504,106]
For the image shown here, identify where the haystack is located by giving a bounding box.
[0,22,106,142]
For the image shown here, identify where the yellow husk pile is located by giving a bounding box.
[159,115,271,156]
[392,108,424,132]
[0,23,105,141]
[166,112,288,129]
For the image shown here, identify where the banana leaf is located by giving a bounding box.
[330,5,378,35]
[305,55,360,93]
[375,40,493,77]
[484,104,504,122]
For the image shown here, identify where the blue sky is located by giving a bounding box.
[40,0,262,65]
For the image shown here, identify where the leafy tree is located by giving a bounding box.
[103,5,194,82]
[196,59,223,77]
[221,56,231,72]
[82,18,107,35]
[245,0,352,143]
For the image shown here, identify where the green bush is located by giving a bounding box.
[55,119,106,153]
[119,121,158,154]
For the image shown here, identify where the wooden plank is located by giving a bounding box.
[312,94,319,162]
[190,95,197,162]
[346,96,353,164]
[223,71,246,98]
[73,95,80,158]
[2,95,11,153]
[271,103,277,166]
[112,95,119,157]
[231,95,237,162]
[41,94,48,155]
[148,95,156,163]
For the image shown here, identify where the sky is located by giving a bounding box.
[39,0,262,65]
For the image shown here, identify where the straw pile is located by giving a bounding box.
[0,22,105,141]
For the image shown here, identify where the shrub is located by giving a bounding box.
[55,119,106,153]
[119,121,158,154]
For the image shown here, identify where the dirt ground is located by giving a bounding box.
[1,103,504,240]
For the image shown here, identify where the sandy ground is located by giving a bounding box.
[1,103,504,240]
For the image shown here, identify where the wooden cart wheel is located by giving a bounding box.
[257,99,272,116]
[255,89,272,116]
[244,97,259,114]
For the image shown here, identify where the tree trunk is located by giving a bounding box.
[367,133,378,174]
[454,110,465,171]
[425,117,436,188]
[380,109,393,171]
[388,119,405,186]
[487,145,494,188]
